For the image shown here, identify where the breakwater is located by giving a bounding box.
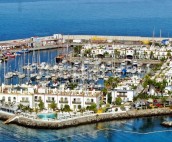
[1,108,172,129]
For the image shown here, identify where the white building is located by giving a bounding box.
[111,86,135,103]
[0,85,102,111]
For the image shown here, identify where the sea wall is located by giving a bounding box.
[1,108,172,129]
[0,112,12,120]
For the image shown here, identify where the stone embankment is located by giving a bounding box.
[1,108,172,129]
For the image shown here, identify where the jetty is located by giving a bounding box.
[67,57,161,65]
[3,115,18,124]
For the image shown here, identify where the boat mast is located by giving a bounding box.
[4,61,5,85]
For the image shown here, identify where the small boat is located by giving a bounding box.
[132,61,138,67]
[30,73,37,79]
[18,73,26,79]
[21,49,30,53]
[5,72,13,79]
[36,75,42,80]
[9,54,15,58]
[15,51,23,55]
[3,52,15,58]
[45,75,51,79]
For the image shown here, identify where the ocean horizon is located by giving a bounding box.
[0,0,172,41]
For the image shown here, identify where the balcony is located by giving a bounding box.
[72,101,81,104]
[20,100,29,103]
[34,99,42,102]
[59,100,68,103]
[46,100,55,103]
[85,102,94,105]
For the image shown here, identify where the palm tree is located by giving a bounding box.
[150,51,154,59]
[49,101,57,111]
[18,104,24,110]
[104,77,120,90]
[63,105,71,116]
[167,50,171,59]
[114,49,120,59]
[38,99,44,111]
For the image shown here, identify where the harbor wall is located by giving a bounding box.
[0,108,172,129]
[63,35,168,41]
[0,34,170,44]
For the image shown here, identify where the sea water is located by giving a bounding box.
[0,116,172,142]
[0,0,172,41]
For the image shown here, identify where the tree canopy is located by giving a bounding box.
[104,77,120,90]
[38,99,44,111]
[115,97,122,105]
[49,101,57,111]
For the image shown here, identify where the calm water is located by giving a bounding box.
[1,0,172,41]
[0,46,73,85]
[0,48,59,84]
[0,116,172,142]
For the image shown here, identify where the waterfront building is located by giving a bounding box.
[111,86,135,103]
[0,84,102,111]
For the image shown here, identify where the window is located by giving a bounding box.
[8,97,11,102]
[74,105,76,110]
[91,99,94,102]
[77,98,80,102]
[60,97,63,101]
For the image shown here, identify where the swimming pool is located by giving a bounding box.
[37,113,57,120]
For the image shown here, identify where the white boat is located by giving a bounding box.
[5,72,13,79]
[132,61,138,67]
[30,73,37,79]
[18,73,26,79]
[36,75,42,80]
[45,75,51,79]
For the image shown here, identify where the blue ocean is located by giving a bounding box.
[0,0,172,41]
[1,116,172,142]
[1,0,172,141]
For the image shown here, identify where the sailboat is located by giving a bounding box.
[18,56,26,79]
[4,62,13,79]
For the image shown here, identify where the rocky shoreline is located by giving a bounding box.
[1,108,172,129]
